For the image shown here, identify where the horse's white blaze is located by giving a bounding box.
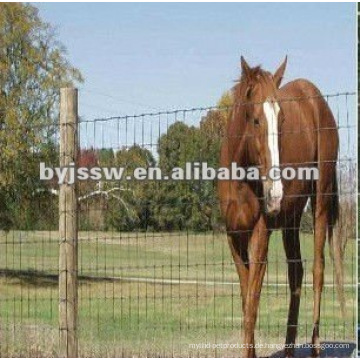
[263,101,283,207]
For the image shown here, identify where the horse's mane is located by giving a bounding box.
[233,65,269,101]
[239,65,263,83]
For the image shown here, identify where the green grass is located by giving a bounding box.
[0,230,356,357]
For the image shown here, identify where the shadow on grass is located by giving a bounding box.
[268,341,356,358]
[0,268,58,287]
[0,268,119,288]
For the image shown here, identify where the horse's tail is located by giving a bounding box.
[327,173,346,317]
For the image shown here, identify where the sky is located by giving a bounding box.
[35,3,357,121]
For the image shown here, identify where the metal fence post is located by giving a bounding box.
[59,87,78,357]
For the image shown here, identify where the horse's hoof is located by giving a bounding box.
[284,344,295,358]
[242,350,256,358]
[311,348,321,358]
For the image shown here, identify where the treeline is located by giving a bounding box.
[1,105,229,232]
[79,100,229,232]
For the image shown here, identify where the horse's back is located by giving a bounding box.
[279,78,338,153]
[279,78,338,131]
[279,78,324,100]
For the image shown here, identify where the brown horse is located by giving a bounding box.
[218,57,343,357]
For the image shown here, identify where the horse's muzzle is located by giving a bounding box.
[264,180,283,217]
[266,197,281,216]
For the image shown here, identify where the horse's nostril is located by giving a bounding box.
[267,204,280,217]
[266,194,281,216]
[267,189,272,200]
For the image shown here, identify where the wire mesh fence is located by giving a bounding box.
[0,91,356,357]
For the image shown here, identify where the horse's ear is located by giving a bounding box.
[240,56,251,78]
[273,56,287,88]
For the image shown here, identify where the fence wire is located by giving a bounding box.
[0,91,356,357]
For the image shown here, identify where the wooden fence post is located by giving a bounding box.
[59,87,78,357]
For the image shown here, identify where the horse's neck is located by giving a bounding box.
[226,110,248,166]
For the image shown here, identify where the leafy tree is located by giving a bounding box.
[104,145,156,231]
[153,121,220,231]
[200,91,232,141]
[98,148,115,167]
[0,3,82,230]
[151,92,233,231]
[0,189,12,231]
[196,92,233,230]
[116,145,156,171]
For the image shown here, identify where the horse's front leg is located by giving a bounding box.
[228,232,249,313]
[282,226,303,357]
[242,215,270,358]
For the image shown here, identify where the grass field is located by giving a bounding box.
[0,230,356,357]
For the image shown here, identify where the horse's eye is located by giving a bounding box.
[253,118,260,126]
[245,87,252,99]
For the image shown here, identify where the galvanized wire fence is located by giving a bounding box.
[0,90,356,357]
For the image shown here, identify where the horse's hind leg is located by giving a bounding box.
[311,197,327,357]
[282,224,303,357]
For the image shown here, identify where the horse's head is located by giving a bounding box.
[236,56,287,216]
